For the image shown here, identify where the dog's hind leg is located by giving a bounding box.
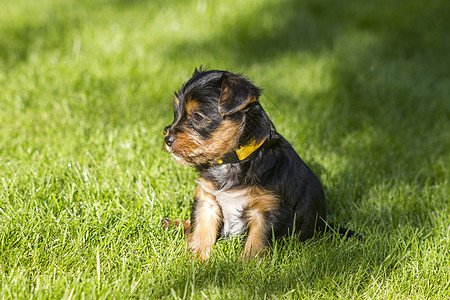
[161,218,191,235]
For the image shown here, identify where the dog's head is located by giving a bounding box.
[164,68,273,166]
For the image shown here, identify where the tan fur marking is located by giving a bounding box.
[218,77,258,116]
[182,219,191,234]
[161,218,191,234]
[187,179,222,261]
[171,119,242,165]
[218,85,231,107]
[242,187,279,259]
[185,99,200,116]
[228,96,257,117]
[207,119,242,154]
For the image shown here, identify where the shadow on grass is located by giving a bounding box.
[0,7,82,68]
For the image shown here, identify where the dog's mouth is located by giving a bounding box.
[164,142,171,153]
[170,152,190,166]
[165,143,191,166]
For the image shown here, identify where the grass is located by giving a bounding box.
[0,0,449,298]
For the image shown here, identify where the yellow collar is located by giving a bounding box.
[218,137,266,164]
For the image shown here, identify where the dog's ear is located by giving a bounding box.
[218,73,261,117]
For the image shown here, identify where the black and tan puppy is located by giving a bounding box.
[163,68,355,261]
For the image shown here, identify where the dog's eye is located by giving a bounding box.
[192,112,204,122]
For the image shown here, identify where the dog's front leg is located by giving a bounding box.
[187,179,222,262]
[242,211,268,259]
[242,189,278,259]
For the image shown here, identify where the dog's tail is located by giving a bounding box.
[326,223,363,240]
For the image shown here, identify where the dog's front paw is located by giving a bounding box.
[240,246,269,261]
[187,236,211,262]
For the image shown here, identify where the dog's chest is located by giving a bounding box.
[214,189,249,238]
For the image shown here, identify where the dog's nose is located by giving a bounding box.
[165,135,175,147]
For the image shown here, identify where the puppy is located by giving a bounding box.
[163,68,356,261]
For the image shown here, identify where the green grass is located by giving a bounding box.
[0,0,449,298]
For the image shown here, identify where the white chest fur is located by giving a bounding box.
[197,179,250,238]
[214,189,250,237]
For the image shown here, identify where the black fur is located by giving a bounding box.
[198,130,327,241]
[164,69,360,256]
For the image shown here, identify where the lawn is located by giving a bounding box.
[0,0,449,298]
